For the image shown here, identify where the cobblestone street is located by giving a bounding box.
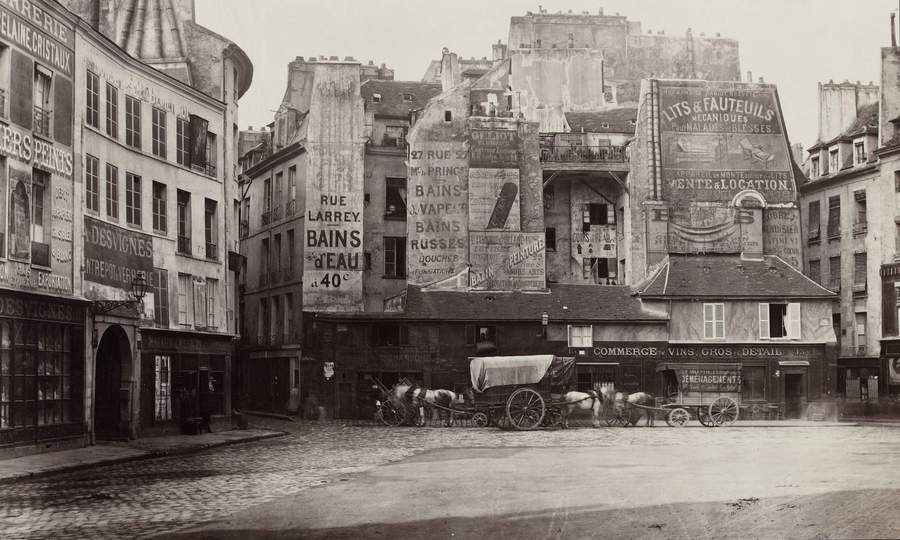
[2,420,900,539]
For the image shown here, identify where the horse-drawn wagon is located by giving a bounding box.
[468,354,580,430]
[655,362,742,427]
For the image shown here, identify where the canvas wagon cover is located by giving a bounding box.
[469,355,575,392]
[656,362,742,393]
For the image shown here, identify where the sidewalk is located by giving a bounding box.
[0,428,286,484]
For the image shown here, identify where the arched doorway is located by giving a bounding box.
[94,325,131,440]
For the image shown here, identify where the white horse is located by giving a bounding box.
[608,391,656,426]
[389,382,458,426]
[555,390,603,428]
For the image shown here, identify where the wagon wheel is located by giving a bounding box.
[697,409,714,427]
[709,397,740,426]
[471,412,489,428]
[506,388,545,430]
[666,408,690,427]
[541,406,563,427]
[376,403,403,427]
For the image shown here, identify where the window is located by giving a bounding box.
[444,110,452,122]
[259,297,269,341]
[177,190,191,254]
[152,182,167,233]
[375,324,409,346]
[263,178,272,215]
[270,295,280,340]
[895,171,900,193]
[86,71,99,128]
[759,303,800,339]
[125,95,141,149]
[177,273,193,325]
[833,313,842,345]
[384,236,406,278]
[287,166,297,214]
[384,125,407,147]
[151,107,166,158]
[105,164,119,219]
[204,199,217,259]
[854,253,867,288]
[260,238,269,286]
[125,173,141,226]
[827,195,840,239]
[154,355,172,421]
[275,171,283,215]
[828,148,838,173]
[402,93,414,102]
[856,312,867,349]
[385,178,407,218]
[703,303,725,340]
[205,132,217,176]
[582,203,613,232]
[546,228,557,252]
[829,255,841,290]
[193,277,208,328]
[85,155,99,212]
[372,93,382,103]
[176,117,190,166]
[807,200,820,242]
[105,83,118,138]
[466,325,496,345]
[810,156,820,177]
[808,259,821,284]
[583,257,617,284]
[206,278,218,329]
[855,141,866,164]
[33,64,52,137]
[854,190,866,234]
[287,229,295,277]
[31,170,50,266]
[568,325,593,347]
[152,268,169,327]
[742,365,766,401]
[285,293,294,342]
[273,233,282,280]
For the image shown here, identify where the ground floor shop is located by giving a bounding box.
[137,329,233,436]
[0,290,88,458]
[235,349,303,416]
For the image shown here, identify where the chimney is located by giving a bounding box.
[440,47,461,92]
[892,12,897,47]
[492,40,508,61]
[747,70,753,83]
[880,46,900,145]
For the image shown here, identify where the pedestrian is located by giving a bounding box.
[199,374,215,433]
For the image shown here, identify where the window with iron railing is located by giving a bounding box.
[204,199,218,260]
[33,105,51,138]
[538,138,628,163]
[176,189,191,255]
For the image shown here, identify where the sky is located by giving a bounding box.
[196,0,900,151]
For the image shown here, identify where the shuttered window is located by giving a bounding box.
[703,303,724,340]
[567,325,593,347]
[827,196,840,238]
[807,200,820,241]
[85,71,99,128]
[854,253,867,287]
[759,303,801,340]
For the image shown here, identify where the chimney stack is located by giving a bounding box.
[892,12,897,47]
[440,47,461,92]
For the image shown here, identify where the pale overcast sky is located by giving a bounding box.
[196,0,898,152]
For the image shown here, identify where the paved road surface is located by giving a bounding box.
[3,421,900,539]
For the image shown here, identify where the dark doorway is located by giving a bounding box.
[784,373,805,419]
[94,326,130,440]
[576,364,617,393]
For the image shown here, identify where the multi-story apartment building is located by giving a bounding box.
[0,0,83,457]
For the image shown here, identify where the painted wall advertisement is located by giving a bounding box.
[406,140,468,284]
[468,168,520,231]
[646,205,761,256]
[83,215,153,290]
[468,129,519,168]
[469,232,546,290]
[763,207,802,269]
[657,81,795,204]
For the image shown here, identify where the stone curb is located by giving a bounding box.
[0,430,288,486]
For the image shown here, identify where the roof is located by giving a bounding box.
[318,283,668,322]
[565,108,637,133]
[639,254,836,299]
[808,102,879,152]
[360,80,442,118]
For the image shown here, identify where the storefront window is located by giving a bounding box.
[155,356,172,421]
[742,365,766,401]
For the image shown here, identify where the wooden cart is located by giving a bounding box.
[656,362,742,427]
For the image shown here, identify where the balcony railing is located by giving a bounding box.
[285,199,297,217]
[177,235,191,255]
[853,222,867,236]
[33,105,51,138]
[539,144,628,163]
[261,210,271,226]
[271,205,283,222]
[205,242,218,260]
[380,135,406,148]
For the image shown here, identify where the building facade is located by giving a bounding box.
[0,0,84,457]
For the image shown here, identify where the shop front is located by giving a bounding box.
[573,342,668,394]
[0,291,87,457]
[139,329,233,435]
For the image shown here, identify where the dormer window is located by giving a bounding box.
[854,141,866,165]
[828,148,839,173]
[402,93,414,102]
[810,156,820,177]
[627,120,636,127]
[372,93,382,103]
[600,122,610,129]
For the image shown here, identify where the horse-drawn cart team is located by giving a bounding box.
[374,355,742,429]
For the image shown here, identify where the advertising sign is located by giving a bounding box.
[646,205,759,255]
[83,215,154,289]
[469,129,519,168]
[468,168,520,231]
[657,81,795,203]
[677,367,742,393]
[469,231,545,290]
[189,114,209,169]
[763,207,802,269]
[407,140,469,284]
[572,227,616,260]
[0,3,74,75]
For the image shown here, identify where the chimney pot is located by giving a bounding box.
[758,77,764,83]
[329,55,339,61]
[308,57,317,62]
[716,32,721,37]
[248,125,253,130]
[295,56,304,62]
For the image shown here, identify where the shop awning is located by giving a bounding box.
[778,360,810,367]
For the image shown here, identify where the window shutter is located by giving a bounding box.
[758,303,770,339]
[193,279,207,328]
[189,115,209,168]
[715,304,724,339]
[787,303,801,339]
[607,205,615,224]
[54,76,73,146]
[703,304,713,339]
[10,51,34,129]
[567,324,573,347]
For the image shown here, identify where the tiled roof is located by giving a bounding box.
[639,254,836,299]
[565,108,637,133]
[319,283,668,322]
[360,80,442,118]
[808,102,879,151]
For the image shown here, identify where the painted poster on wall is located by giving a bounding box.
[645,205,761,255]
[469,231,545,290]
[469,129,519,168]
[763,207,802,269]
[657,81,795,204]
[189,114,209,168]
[406,140,469,285]
[8,163,31,261]
[468,168,521,231]
[83,215,154,290]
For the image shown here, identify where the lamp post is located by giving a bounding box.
[91,273,149,315]
[541,310,549,340]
